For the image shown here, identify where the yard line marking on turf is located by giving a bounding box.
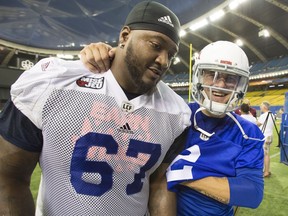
[271,152,280,158]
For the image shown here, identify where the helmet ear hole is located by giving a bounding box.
[196,83,203,91]
[237,91,244,99]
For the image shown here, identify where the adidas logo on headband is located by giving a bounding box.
[158,15,174,27]
[124,1,181,45]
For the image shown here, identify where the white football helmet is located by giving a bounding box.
[192,41,250,115]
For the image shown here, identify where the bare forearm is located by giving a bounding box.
[181,176,230,204]
[0,177,35,215]
[149,184,176,216]
[0,136,39,215]
[149,163,176,216]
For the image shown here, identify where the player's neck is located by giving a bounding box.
[111,55,132,92]
[121,87,140,100]
[202,109,226,118]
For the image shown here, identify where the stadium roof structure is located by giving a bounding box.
[0,0,287,76]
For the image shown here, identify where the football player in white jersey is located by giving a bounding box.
[80,41,265,215]
[0,1,191,215]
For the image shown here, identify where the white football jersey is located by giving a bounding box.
[11,57,191,215]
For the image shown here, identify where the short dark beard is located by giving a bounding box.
[124,41,156,94]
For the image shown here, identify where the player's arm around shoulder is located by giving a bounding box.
[149,128,189,215]
[148,128,189,215]
[0,136,40,215]
[149,162,176,216]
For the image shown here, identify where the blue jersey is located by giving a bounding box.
[167,103,264,215]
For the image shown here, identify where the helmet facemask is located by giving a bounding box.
[192,64,248,115]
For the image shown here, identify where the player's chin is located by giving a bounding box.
[143,76,161,87]
[140,81,158,94]
[210,95,230,104]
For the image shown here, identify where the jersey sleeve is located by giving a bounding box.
[157,81,191,131]
[234,119,264,169]
[0,98,43,152]
[228,167,264,208]
[10,57,67,129]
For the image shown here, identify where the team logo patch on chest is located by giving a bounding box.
[200,133,210,141]
[76,76,104,89]
[121,101,134,113]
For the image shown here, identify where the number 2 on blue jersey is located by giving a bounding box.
[70,132,161,196]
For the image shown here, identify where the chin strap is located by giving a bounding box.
[226,112,265,141]
[193,107,215,138]
[226,112,249,139]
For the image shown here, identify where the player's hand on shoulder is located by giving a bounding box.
[80,42,115,73]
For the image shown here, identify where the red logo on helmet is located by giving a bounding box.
[220,60,232,65]
[41,61,50,71]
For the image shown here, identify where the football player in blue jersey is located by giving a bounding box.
[80,40,265,215]
[166,41,264,215]
[0,2,191,215]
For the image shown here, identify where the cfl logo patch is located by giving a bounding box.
[200,133,210,141]
[76,77,104,89]
[121,102,134,113]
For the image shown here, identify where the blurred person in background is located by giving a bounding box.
[240,103,257,124]
[257,101,275,178]
[235,98,257,118]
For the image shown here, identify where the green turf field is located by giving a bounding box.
[30,121,288,215]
